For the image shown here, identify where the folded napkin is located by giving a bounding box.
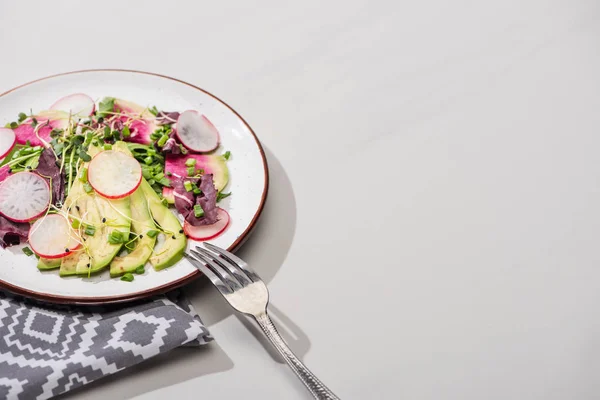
[0,291,212,400]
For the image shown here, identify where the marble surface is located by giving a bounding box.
[1,0,600,399]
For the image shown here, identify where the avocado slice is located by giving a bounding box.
[59,250,90,276]
[60,144,132,276]
[112,141,187,271]
[139,179,186,270]
[37,257,61,271]
[109,186,157,277]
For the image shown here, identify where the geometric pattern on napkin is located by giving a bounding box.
[0,291,212,400]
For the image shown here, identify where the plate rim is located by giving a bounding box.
[0,69,269,305]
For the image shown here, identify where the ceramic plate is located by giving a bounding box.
[0,70,268,304]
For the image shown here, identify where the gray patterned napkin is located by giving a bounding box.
[0,291,212,400]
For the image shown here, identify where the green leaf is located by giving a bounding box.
[103,143,112,150]
[17,112,27,123]
[216,192,232,202]
[149,105,159,116]
[71,219,81,229]
[185,158,196,167]
[121,273,134,282]
[135,265,145,274]
[187,166,195,177]
[103,126,112,139]
[22,247,34,257]
[78,167,88,182]
[9,122,18,129]
[146,230,159,238]
[223,151,231,160]
[98,97,115,118]
[79,150,91,162]
[184,181,193,192]
[122,126,130,137]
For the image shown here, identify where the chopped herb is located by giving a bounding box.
[22,247,34,256]
[194,204,204,218]
[108,231,124,244]
[103,143,112,150]
[135,265,145,274]
[78,167,88,182]
[161,198,169,207]
[84,225,96,236]
[9,122,18,129]
[184,181,193,192]
[17,112,27,123]
[157,177,171,187]
[185,158,196,167]
[147,179,155,186]
[121,273,134,282]
[122,126,130,137]
[146,230,159,238]
[149,105,159,116]
[223,151,231,160]
[157,134,169,147]
[71,219,81,229]
[83,182,93,193]
[187,166,195,176]
[217,192,232,202]
[144,156,153,165]
[193,187,202,195]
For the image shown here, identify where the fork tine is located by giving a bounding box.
[190,249,243,291]
[204,243,261,282]
[184,253,232,295]
[194,246,253,287]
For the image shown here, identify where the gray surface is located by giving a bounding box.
[2,0,600,399]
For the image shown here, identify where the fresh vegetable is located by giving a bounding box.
[172,174,218,226]
[37,257,61,271]
[175,111,220,152]
[50,93,95,119]
[13,110,69,147]
[163,153,229,201]
[183,208,230,241]
[0,172,50,222]
[0,215,29,248]
[87,150,142,199]
[138,179,186,270]
[28,214,80,259]
[0,128,16,159]
[36,148,64,206]
[113,98,158,145]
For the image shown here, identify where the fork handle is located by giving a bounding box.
[254,312,340,399]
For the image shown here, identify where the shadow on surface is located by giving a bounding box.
[56,342,233,400]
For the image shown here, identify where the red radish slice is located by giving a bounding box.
[50,93,95,118]
[29,214,80,258]
[176,111,220,152]
[13,110,70,147]
[0,128,16,159]
[0,172,50,222]
[183,208,230,241]
[88,150,142,199]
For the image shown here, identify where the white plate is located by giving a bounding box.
[0,70,268,304]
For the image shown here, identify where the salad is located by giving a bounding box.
[0,94,232,281]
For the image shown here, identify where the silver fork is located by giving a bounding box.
[185,243,340,400]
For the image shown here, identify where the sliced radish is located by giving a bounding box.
[0,128,16,159]
[29,214,81,259]
[183,208,230,240]
[0,172,50,222]
[13,110,70,147]
[176,111,220,152]
[88,150,142,199]
[50,93,95,118]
